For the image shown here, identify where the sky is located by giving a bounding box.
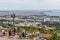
[0,0,60,10]
[0,0,60,16]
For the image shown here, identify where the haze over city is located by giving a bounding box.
[0,0,60,40]
[0,0,60,16]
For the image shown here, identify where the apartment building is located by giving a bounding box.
[44,16,60,23]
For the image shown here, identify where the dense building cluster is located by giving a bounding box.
[0,12,60,26]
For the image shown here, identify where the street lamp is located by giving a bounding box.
[11,13,16,36]
[11,13,15,26]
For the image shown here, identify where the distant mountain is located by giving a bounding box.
[0,10,46,16]
[42,10,60,16]
[1,10,60,16]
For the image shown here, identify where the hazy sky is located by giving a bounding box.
[0,0,60,10]
[0,0,60,16]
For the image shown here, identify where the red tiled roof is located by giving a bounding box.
[43,34,51,38]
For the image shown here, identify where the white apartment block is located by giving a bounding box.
[44,16,60,23]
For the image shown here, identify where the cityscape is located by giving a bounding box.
[0,0,60,40]
[0,10,60,40]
